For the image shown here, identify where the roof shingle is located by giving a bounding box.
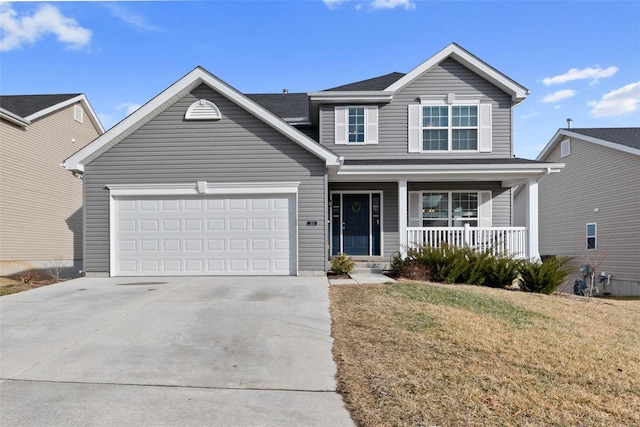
[0,94,81,118]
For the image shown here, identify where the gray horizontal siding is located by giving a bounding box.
[536,137,640,282]
[320,58,513,159]
[84,84,327,274]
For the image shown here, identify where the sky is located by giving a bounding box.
[1,0,638,159]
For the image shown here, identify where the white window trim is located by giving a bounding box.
[330,190,384,257]
[74,104,84,124]
[586,222,597,250]
[409,190,492,227]
[419,100,481,153]
[560,139,571,158]
[335,105,378,145]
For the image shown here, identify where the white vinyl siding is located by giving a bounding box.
[334,106,378,145]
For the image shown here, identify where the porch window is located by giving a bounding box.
[409,190,492,228]
[422,192,478,227]
[586,223,597,250]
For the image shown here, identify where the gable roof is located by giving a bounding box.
[385,43,529,104]
[325,72,405,91]
[537,127,640,160]
[1,94,80,117]
[0,93,104,133]
[63,67,340,172]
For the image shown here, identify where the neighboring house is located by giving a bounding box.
[515,128,640,296]
[0,94,104,277]
[63,43,563,277]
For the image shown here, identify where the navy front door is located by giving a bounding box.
[342,194,370,255]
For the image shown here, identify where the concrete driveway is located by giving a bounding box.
[0,276,353,426]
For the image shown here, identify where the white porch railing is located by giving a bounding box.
[407,224,528,259]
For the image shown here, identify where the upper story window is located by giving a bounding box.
[348,107,365,143]
[335,105,378,145]
[408,99,492,153]
[422,104,478,151]
[74,105,84,123]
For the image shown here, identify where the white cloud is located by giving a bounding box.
[542,89,576,103]
[0,3,91,52]
[323,0,349,9]
[520,111,540,120]
[117,102,141,115]
[323,0,415,10]
[588,81,640,118]
[104,3,163,33]
[542,66,618,86]
[371,0,415,9]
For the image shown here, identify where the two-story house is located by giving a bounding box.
[1,94,104,278]
[63,43,563,277]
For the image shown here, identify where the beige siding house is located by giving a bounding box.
[0,94,104,277]
[515,128,640,296]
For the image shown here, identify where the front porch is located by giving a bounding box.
[327,159,565,263]
[407,225,528,258]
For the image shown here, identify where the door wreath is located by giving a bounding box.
[351,201,361,213]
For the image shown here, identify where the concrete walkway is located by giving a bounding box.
[329,272,397,286]
[0,276,354,426]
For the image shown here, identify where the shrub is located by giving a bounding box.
[15,270,40,284]
[399,262,432,281]
[483,256,522,289]
[518,256,572,294]
[331,253,355,275]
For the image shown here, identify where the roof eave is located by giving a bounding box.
[0,108,30,127]
[64,67,340,171]
[308,91,394,103]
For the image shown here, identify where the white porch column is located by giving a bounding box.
[398,180,408,256]
[525,178,540,260]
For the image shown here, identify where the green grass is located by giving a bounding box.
[385,282,545,326]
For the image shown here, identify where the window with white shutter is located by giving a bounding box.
[335,106,378,145]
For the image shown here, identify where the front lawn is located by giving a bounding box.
[330,281,640,426]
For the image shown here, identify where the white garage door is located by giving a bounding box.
[113,194,296,276]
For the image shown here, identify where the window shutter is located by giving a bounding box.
[408,191,422,227]
[479,191,492,227]
[335,106,347,144]
[366,106,378,144]
[478,103,492,152]
[408,105,421,153]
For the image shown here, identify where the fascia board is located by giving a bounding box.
[64,68,339,172]
[385,43,529,104]
[25,94,105,134]
[308,91,394,103]
[0,108,29,127]
[335,163,565,183]
[539,129,640,160]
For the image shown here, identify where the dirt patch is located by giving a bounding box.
[331,280,640,426]
[0,279,59,296]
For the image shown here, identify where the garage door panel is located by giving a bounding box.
[114,194,296,276]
